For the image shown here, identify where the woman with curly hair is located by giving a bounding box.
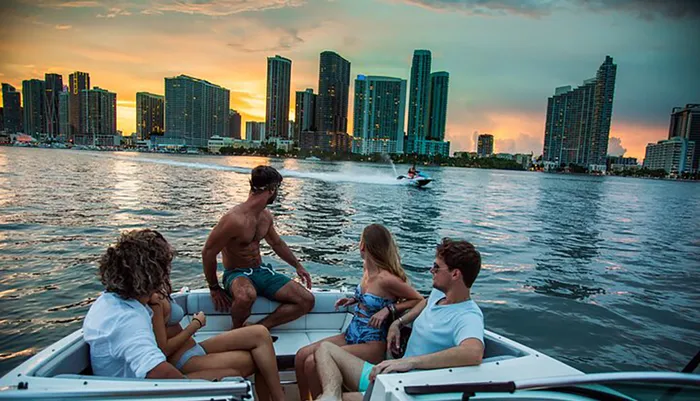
[83,229,285,401]
[294,224,423,400]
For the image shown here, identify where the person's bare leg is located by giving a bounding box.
[186,368,240,380]
[314,342,366,401]
[255,372,271,401]
[256,281,314,329]
[342,393,364,401]
[200,325,284,401]
[296,334,347,401]
[229,277,257,329]
[309,340,385,398]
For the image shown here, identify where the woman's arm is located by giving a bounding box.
[385,277,424,313]
[368,277,424,328]
[150,297,202,358]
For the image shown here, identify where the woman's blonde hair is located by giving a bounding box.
[361,224,407,282]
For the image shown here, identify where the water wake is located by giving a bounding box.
[100,153,405,186]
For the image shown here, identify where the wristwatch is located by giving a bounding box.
[208,283,221,290]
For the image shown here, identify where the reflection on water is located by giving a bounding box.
[529,177,606,300]
[0,147,699,376]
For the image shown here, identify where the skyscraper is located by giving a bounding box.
[316,51,350,133]
[427,71,449,141]
[164,75,230,148]
[79,87,117,145]
[588,56,617,169]
[58,87,70,139]
[477,134,494,157]
[668,104,700,172]
[22,79,46,136]
[136,92,164,140]
[2,83,22,134]
[44,73,63,137]
[543,56,617,171]
[229,109,241,139]
[295,88,316,142]
[69,71,90,139]
[265,55,292,140]
[406,50,432,151]
[246,121,265,142]
[352,75,406,155]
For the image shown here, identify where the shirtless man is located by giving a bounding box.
[203,166,315,329]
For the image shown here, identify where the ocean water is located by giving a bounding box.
[0,147,698,375]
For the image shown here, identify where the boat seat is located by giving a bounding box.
[35,336,93,378]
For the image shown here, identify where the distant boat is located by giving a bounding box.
[305,156,321,161]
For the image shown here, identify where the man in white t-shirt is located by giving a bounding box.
[314,238,484,401]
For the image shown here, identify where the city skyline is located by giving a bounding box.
[0,0,698,158]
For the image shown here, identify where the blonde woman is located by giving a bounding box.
[294,224,423,400]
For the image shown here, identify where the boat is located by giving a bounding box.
[397,172,433,187]
[1,288,697,400]
[305,156,321,161]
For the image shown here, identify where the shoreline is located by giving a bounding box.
[3,143,698,181]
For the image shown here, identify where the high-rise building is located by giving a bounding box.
[2,83,22,134]
[316,51,350,133]
[295,88,316,143]
[69,71,90,139]
[427,71,449,141]
[229,109,241,139]
[58,86,70,139]
[22,79,45,136]
[643,137,695,174]
[477,134,494,157]
[164,75,230,148]
[265,55,292,140]
[78,87,117,145]
[543,56,617,171]
[44,73,63,137]
[588,56,617,170]
[0,108,3,132]
[668,104,700,172]
[136,92,164,140]
[352,75,406,155]
[406,50,432,151]
[246,121,265,142]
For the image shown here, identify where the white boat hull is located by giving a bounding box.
[0,288,582,400]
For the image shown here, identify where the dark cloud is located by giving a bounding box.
[227,28,304,53]
[607,136,626,156]
[399,0,700,19]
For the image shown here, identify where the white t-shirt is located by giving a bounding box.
[83,292,166,378]
[404,288,484,358]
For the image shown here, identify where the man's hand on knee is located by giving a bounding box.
[369,359,415,381]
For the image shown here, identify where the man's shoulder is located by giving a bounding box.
[219,209,247,228]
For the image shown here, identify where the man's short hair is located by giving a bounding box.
[436,238,481,287]
[250,166,283,193]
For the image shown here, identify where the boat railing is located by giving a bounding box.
[0,376,251,400]
[401,372,700,399]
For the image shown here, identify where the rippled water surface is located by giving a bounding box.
[0,147,698,375]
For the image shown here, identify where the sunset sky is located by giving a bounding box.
[1,0,698,158]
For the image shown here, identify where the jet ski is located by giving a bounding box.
[397,171,433,187]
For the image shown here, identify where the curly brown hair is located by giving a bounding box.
[99,229,174,299]
[436,238,481,287]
